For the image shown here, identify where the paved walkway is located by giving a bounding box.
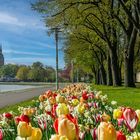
[0,85,57,108]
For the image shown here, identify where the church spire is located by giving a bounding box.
[0,44,2,53]
[0,44,4,66]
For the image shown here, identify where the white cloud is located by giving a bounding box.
[0,12,26,26]
[0,11,45,30]
[3,50,48,56]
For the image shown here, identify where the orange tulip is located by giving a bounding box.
[38,95,45,102]
[101,112,111,122]
[58,117,76,140]
[56,95,65,103]
[98,122,117,140]
[53,115,79,140]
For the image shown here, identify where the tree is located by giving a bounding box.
[28,68,45,82]
[16,66,30,81]
[0,64,19,77]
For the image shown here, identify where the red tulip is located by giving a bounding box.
[20,115,30,123]
[123,108,138,131]
[3,113,13,119]
[15,116,21,124]
[0,129,3,140]
[117,131,126,140]
[82,91,88,100]
[46,104,57,119]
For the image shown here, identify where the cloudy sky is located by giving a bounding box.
[0,0,64,68]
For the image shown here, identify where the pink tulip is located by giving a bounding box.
[90,128,97,140]
[0,129,3,140]
[117,118,124,126]
[123,108,138,131]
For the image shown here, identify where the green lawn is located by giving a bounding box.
[93,84,140,109]
[0,97,37,114]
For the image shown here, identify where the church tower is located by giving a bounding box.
[0,45,4,66]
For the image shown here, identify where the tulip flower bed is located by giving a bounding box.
[0,84,140,140]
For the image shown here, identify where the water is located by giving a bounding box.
[0,85,37,92]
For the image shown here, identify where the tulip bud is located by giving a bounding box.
[98,122,117,140]
[17,122,32,138]
[113,109,123,120]
[27,127,42,140]
[56,103,69,116]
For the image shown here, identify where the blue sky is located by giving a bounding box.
[0,0,64,68]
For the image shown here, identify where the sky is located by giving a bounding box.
[0,0,64,68]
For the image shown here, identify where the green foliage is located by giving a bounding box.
[16,66,30,81]
[0,64,19,77]
[28,69,45,82]
[33,0,139,86]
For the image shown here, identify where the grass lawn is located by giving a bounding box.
[92,84,140,109]
[0,97,37,114]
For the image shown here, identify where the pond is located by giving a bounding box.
[0,85,36,92]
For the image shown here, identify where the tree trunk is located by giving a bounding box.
[107,54,113,85]
[96,69,101,84]
[100,65,107,85]
[124,27,138,87]
[109,47,122,86]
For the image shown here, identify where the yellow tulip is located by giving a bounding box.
[58,118,76,140]
[17,122,32,138]
[56,95,65,103]
[113,109,123,120]
[56,103,69,116]
[136,110,140,122]
[98,122,117,140]
[77,103,86,114]
[27,127,42,140]
[50,135,69,140]
[71,99,79,106]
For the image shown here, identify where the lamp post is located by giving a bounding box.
[55,27,59,90]
[49,27,61,90]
